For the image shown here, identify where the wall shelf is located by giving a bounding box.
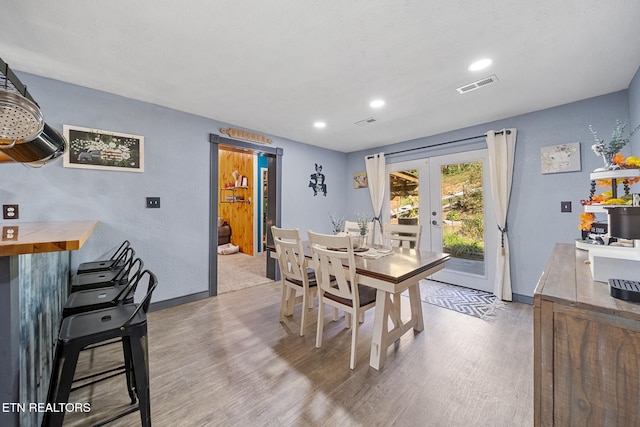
[220,187,250,203]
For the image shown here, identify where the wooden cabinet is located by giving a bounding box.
[534,243,640,426]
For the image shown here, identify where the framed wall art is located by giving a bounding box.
[540,142,580,174]
[353,171,368,188]
[63,125,144,172]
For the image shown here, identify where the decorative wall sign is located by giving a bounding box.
[63,125,144,172]
[309,163,327,196]
[541,142,580,174]
[220,128,273,144]
[353,171,368,189]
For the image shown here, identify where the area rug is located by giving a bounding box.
[217,251,275,294]
[415,280,502,321]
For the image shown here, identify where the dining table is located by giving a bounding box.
[270,243,450,370]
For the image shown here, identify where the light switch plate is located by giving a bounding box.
[561,201,572,213]
[146,197,160,208]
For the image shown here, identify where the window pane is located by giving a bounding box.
[440,161,485,275]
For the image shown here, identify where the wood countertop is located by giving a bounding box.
[534,243,640,321]
[0,220,99,256]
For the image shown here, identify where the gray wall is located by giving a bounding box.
[346,82,639,301]
[1,72,347,303]
[3,65,639,303]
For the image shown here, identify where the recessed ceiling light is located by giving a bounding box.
[314,121,326,128]
[370,99,385,108]
[468,58,492,71]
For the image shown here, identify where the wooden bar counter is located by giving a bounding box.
[534,243,640,426]
[0,220,98,427]
[0,220,98,256]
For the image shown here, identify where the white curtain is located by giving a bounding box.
[365,153,386,244]
[485,129,517,301]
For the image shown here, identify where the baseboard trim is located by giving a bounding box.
[149,290,210,312]
[512,293,533,305]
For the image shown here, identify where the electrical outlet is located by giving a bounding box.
[146,197,160,208]
[3,204,19,219]
[561,201,572,213]
[2,226,18,241]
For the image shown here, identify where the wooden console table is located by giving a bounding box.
[534,243,640,426]
[0,220,98,427]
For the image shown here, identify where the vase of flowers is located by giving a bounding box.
[329,213,344,235]
[589,120,640,172]
[355,212,371,248]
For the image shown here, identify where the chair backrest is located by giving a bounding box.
[271,226,307,284]
[120,270,158,330]
[384,223,422,249]
[112,247,136,282]
[344,220,374,244]
[307,230,360,305]
[114,257,145,302]
[111,240,131,261]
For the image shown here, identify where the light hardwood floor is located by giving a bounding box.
[63,281,534,426]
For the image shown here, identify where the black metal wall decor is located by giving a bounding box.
[309,163,327,196]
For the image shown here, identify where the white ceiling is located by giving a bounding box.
[1,1,639,152]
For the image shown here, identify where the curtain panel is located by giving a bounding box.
[485,129,517,301]
[365,153,386,244]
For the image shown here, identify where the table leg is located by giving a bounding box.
[408,282,424,332]
[370,289,390,370]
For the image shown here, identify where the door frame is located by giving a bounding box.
[209,134,283,296]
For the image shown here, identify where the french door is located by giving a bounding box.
[385,149,496,292]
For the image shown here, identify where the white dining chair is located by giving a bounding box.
[308,230,377,369]
[384,223,422,249]
[271,226,317,336]
[344,220,374,245]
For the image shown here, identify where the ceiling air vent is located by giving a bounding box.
[354,117,377,126]
[456,75,498,94]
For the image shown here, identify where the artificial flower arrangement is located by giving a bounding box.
[578,153,640,231]
[578,119,640,232]
[329,213,345,234]
[355,212,371,236]
[589,120,640,171]
[580,153,640,207]
[578,212,596,232]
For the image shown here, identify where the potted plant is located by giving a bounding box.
[355,212,371,248]
[589,120,640,171]
[329,213,345,235]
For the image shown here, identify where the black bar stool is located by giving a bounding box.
[62,258,145,402]
[70,248,135,293]
[64,258,144,317]
[77,240,131,274]
[44,270,157,427]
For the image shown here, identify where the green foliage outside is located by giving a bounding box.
[443,232,484,259]
[441,161,484,260]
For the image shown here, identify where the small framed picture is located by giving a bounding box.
[353,171,368,188]
[63,125,144,172]
[541,142,581,174]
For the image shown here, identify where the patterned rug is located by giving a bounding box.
[417,280,501,321]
